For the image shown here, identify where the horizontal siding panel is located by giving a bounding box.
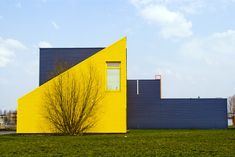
[40,48,104,85]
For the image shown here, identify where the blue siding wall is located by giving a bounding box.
[39,48,103,85]
[127,80,161,100]
[127,80,228,129]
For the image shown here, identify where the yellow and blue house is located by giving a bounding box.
[17,37,228,133]
[17,37,127,133]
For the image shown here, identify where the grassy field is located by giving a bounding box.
[0,129,235,157]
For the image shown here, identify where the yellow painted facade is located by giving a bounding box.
[17,37,127,133]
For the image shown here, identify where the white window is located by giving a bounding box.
[107,62,120,91]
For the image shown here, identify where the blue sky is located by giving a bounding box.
[1,0,235,110]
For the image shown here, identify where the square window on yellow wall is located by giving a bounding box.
[106,62,121,91]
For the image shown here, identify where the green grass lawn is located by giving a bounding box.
[0,129,235,157]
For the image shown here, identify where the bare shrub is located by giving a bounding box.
[43,64,104,135]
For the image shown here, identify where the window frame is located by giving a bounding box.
[106,61,121,92]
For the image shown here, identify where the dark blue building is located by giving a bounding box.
[127,80,227,129]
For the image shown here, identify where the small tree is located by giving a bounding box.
[43,63,104,135]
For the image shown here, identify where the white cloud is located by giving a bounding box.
[38,41,52,48]
[141,5,192,38]
[130,0,193,39]
[131,0,154,7]
[177,0,206,14]
[180,29,235,66]
[131,0,235,14]
[131,0,235,39]
[0,38,26,67]
[51,21,60,30]
[130,0,206,14]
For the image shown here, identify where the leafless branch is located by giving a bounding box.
[43,62,104,135]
